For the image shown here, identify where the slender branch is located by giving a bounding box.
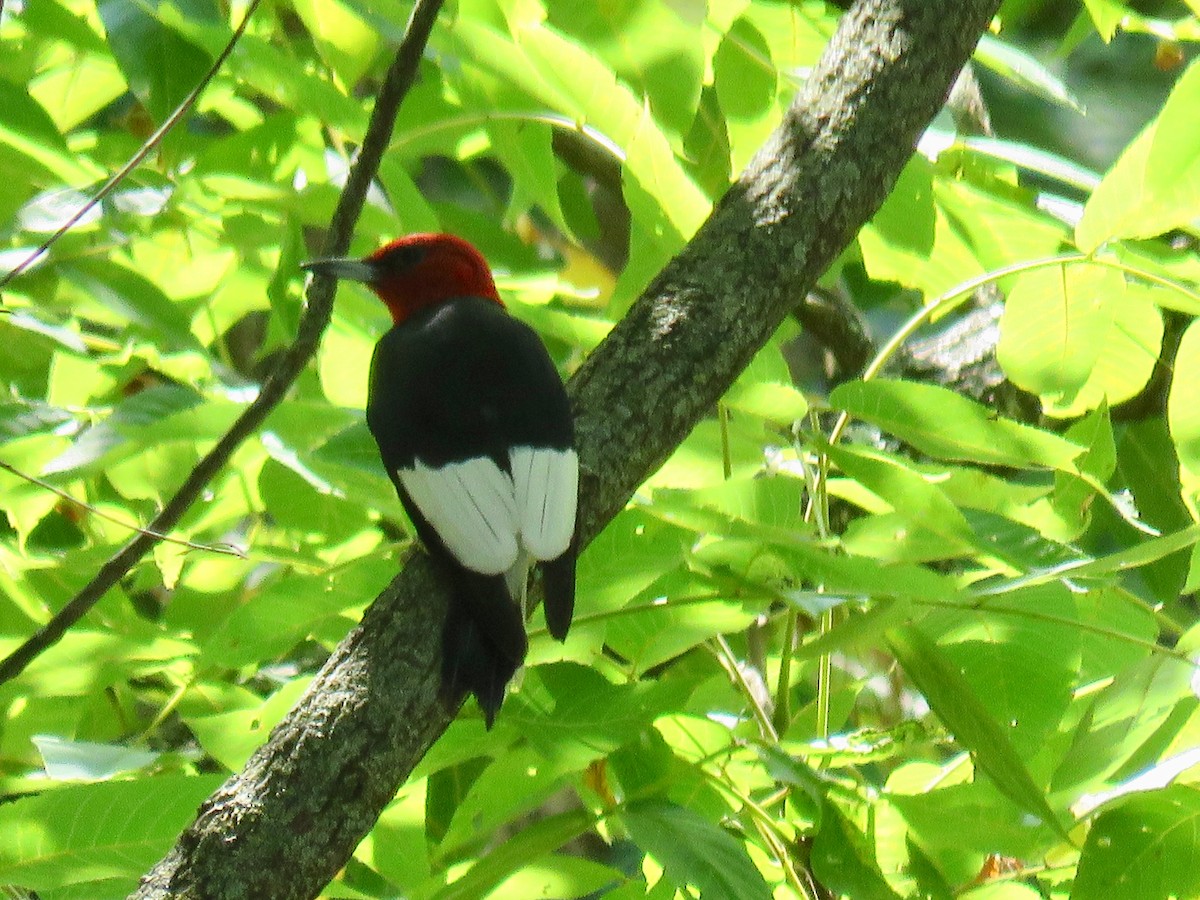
[0,0,447,687]
[0,460,243,557]
[133,1,1003,897]
[0,0,264,291]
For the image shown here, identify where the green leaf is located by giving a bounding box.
[197,562,387,670]
[830,379,1083,470]
[185,679,312,771]
[1073,785,1200,900]
[40,384,203,476]
[962,136,1101,194]
[448,19,710,237]
[934,175,1069,273]
[433,809,596,900]
[888,778,1062,866]
[231,34,367,132]
[0,775,224,892]
[867,155,936,258]
[997,264,1119,403]
[791,598,912,663]
[1076,58,1200,251]
[1042,523,1200,583]
[1079,0,1127,40]
[487,120,569,234]
[925,585,1083,758]
[1054,402,1116,529]
[0,79,76,216]
[859,186,985,298]
[622,800,773,900]
[974,34,1085,112]
[604,588,759,673]
[62,258,201,352]
[257,457,368,540]
[292,0,378,88]
[999,267,1163,418]
[575,508,690,614]
[508,664,688,769]
[714,17,776,123]
[439,745,569,854]
[1169,318,1200,487]
[714,15,780,172]
[485,854,622,900]
[547,2,706,141]
[824,444,977,551]
[1052,653,1196,793]
[725,343,809,422]
[886,627,1069,840]
[943,637,1075,758]
[775,540,961,604]
[812,798,904,900]
[660,475,810,533]
[97,0,215,124]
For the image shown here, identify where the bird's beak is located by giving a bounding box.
[300,257,378,284]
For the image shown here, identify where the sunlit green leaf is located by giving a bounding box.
[434,810,596,900]
[831,379,1083,470]
[1076,58,1200,251]
[1169,318,1200,490]
[293,0,378,88]
[1073,785,1200,900]
[97,0,215,124]
[622,800,774,900]
[887,627,1069,840]
[825,444,977,552]
[998,264,1116,403]
[975,33,1086,111]
[185,679,313,771]
[812,798,904,900]
[0,775,224,892]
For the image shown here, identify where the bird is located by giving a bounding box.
[302,233,577,727]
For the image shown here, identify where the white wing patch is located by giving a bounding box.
[398,446,577,579]
[511,446,578,561]
[398,457,519,575]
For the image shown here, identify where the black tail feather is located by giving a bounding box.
[439,572,527,728]
[541,548,576,642]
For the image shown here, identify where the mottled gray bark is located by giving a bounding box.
[134,0,1002,897]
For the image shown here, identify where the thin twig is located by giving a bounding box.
[0,0,447,686]
[0,0,265,291]
[0,459,244,557]
[713,634,779,742]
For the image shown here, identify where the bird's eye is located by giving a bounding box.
[380,245,426,272]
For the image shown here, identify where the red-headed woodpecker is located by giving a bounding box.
[302,234,577,726]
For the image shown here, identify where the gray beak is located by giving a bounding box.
[300,257,379,283]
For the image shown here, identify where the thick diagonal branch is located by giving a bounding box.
[134,1,1002,897]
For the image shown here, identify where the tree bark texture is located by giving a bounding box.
[134,0,1003,897]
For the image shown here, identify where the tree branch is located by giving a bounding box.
[0,0,447,688]
[134,0,1002,897]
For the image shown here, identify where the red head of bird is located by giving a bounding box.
[302,233,502,324]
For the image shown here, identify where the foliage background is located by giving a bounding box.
[2,0,1200,897]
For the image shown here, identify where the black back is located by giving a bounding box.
[367,296,573,471]
[365,296,576,726]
